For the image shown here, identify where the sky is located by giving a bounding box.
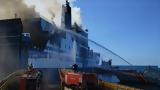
[74,0,160,66]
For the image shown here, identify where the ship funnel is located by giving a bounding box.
[61,0,72,29]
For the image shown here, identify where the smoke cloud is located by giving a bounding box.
[72,7,82,26]
[0,0,38,20]
[0,0,82,26]
[24,0,82,26]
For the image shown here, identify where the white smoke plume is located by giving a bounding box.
[24,0,82,26]
[72,7,82,26]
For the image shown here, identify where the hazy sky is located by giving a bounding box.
[75,0,160,66]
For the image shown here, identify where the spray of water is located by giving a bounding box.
[56,28,133,66]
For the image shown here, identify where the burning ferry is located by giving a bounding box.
[1,1,160,89]
[0,0,103,82]
[27,0,100,68]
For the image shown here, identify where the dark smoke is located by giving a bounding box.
[0,0,38,19]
